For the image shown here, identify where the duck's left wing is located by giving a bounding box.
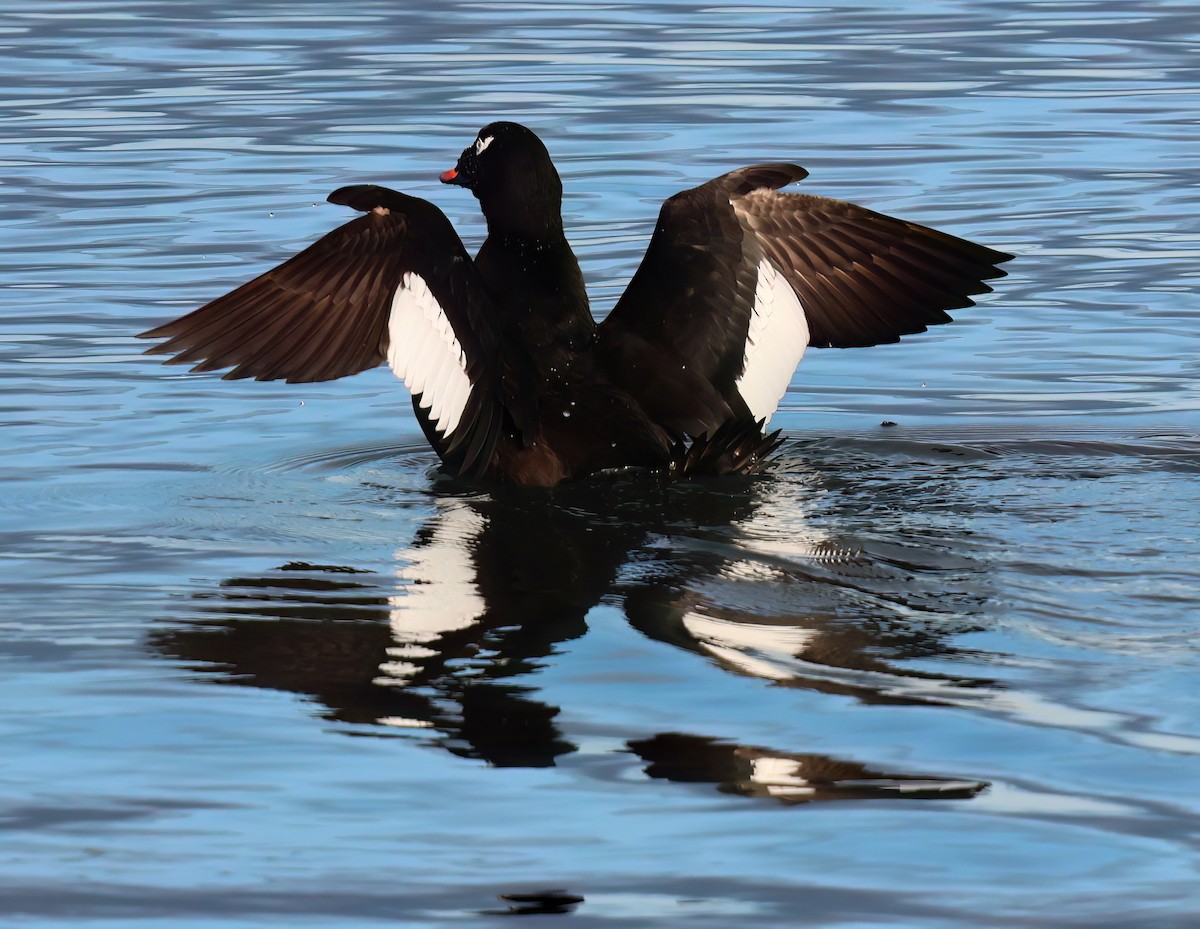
[597,164,1012,435]
[139,184,510,478]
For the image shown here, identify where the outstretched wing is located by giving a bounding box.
[597,164,1012,436]
[139,185,508,478]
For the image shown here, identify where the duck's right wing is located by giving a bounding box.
[597,165,1012,437]
[139,185,517,478]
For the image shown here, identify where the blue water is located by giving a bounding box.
[2,1,1199,926]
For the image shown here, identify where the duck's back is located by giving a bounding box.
[464,231,677,485]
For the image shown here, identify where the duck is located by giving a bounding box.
[140,121,1012,486]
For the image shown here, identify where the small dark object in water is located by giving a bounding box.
[493,889,585,915]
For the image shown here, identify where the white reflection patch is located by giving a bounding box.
[375,501,486,688]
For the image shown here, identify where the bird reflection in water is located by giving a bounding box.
[149,464,992,801]
[632,734,985,804]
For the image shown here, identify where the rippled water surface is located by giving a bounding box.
[2,1,1199,926]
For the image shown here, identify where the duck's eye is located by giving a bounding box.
[474,135,494,155]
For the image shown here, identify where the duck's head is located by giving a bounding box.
[440,122,563,235]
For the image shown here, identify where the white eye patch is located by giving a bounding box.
[474,135,493,155]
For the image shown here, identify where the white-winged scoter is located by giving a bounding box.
[141,122,1012,486]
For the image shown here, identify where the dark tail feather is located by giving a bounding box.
[670,419,783,478]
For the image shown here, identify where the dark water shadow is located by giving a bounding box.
[148,452,996,802]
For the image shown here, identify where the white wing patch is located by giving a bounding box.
[386,272,472,436]
[735,258,809,424]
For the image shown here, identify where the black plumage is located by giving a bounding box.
[141,121,1012,486]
